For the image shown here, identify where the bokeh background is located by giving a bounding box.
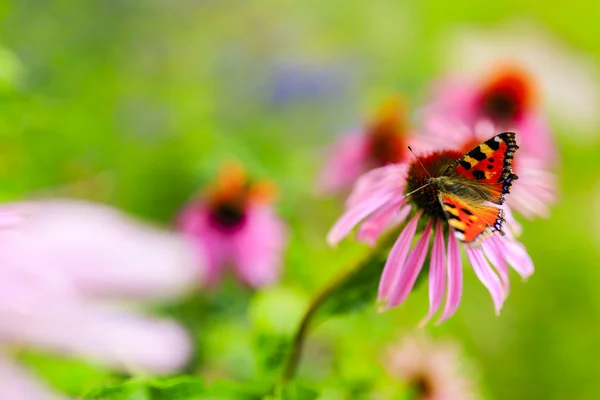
[1,1,600,399]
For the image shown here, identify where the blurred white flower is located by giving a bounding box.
[0,200,203,399]
[441,19,600,142]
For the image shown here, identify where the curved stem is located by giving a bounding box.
[280,232,398,382]
[280,267,351,381]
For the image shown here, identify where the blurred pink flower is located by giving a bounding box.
[178,163,287,288]
[442,19,600,140]
[384,334,476,400]
[328,149,534,325]
[419,119,557,219]
[422,66,557,165]
[0,200,202,399]
[318,97,416,194]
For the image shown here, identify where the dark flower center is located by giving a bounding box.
[410,374,435,399]
[209,200,247,231]
[477,70,532,125]
[482,91,518,122]
[367,125,405,166]
[365,106,406,166]
[405,150,462,219]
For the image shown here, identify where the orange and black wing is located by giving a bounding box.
[439,194,505,246]
[451,132,519,205]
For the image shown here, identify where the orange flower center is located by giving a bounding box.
[477,67,534,125]
[205,163,276,231]
[366,98,407,166]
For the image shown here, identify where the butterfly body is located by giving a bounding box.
[407,132,519,246]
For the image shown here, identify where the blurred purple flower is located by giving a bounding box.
[0,200,203,399]
[178,163,287,288]
[318,98,418,194]
[383,334,476,400]
[267,61,355,106]
[328,151,534,325]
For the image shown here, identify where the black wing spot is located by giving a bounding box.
[486,165,493,170]
[488,158,494,163]
[472,170,485,180]
[461,208,474,215]
[469,147,487,161]
[459,160,472,170]
[487,138,501,150]
[444,202,457,208]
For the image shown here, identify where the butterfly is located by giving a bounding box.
[427,132,519,246]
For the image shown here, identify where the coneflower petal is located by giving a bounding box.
[482,238,510,295]
[377,211,422,302]
[438,232,463,325]
[327,191,396,246]
[346,164,408,208]
[387,219,434,308]
[466,247,505,315]
[491,236,534,279]
[420,220,447,326]
[356,198,409,246]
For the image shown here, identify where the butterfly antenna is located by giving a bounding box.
[403,146,433,199]
[403,182,432,198]
[408,146,432,178]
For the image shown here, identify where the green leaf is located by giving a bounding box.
[83,377,269,400]
[312,228,430,320]
[252,332,291,377]
[146,377,207,400]
[313,251,387,319]
[83,379,147,400]
[83,376,207,400]
[268,382,319,400]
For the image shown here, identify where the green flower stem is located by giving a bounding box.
[280,264,353,382]
[280,231,399,382]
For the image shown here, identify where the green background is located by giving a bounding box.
[1,1,599,399]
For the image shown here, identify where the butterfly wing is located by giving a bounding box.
[451,132,519,204]
[439,194,505,246]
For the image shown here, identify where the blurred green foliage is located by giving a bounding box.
[1,1,600,399]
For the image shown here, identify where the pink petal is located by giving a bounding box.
[231,207,287,287]
[438,231,463,325]
[178,204,229,286]
[317,133,370,194]
[327,190,397,246]
[356,197,408,246]
[482,238,510,294]
[0,300,192,375]
[465,247,505,315]
[387,219,434,308]
[420,220,447,326]
[0,357,65,400]
[345,164,408,209]
[377,211,422,302]
[491,236,534,279]
[25,200,202,300]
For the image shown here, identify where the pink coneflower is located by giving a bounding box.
[442,20,600,138]
[318,97,415,194]
[0,200,201,399]
[383,334,476,400]
[178,163,287,288]
[327,137,534,324]
[422,66,557,165]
